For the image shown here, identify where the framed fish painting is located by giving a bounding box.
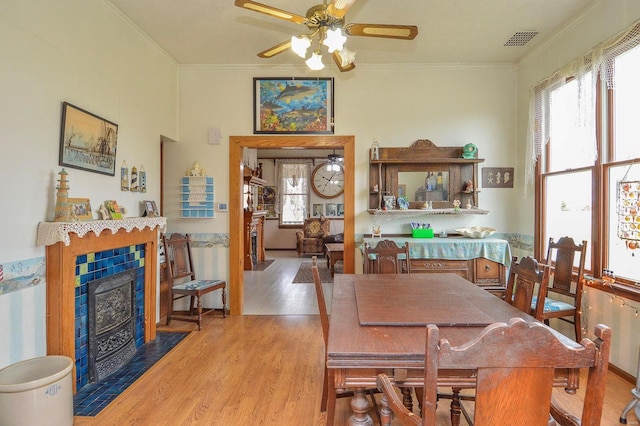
[253,77,334,134]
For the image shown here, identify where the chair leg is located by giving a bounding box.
[380,392,393,426]
[326,379,337,426]
[320,367,329,412]
[166,295,173,326]
[195,295,202,331]
[400,387,413,412]
[450,388,462,426]
[367,389,381,425]
[221,287,227,318]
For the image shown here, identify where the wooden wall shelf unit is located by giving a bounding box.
[369,139,485,213]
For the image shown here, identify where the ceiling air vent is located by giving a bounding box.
[504,31,538,47]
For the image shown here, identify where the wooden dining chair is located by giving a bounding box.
[363,239,410,274]
[162,233,227,330]
[504,256,551,320]
[311,256,380,426]
[377,317,611,426]
[535,237,588,341]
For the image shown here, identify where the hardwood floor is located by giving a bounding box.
[244,250,333,315]
[74,252,638,425]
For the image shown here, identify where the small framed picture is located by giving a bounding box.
[337,203,344,217]
[265,204,277,218]
[482,167,514,188]
[143,200,159,217]
[326,203,337,217]
[312,203,323,217]
[383,195,395,210]
[105,200,123,219]
[398,184,406,199]
[217,202,228,212]
[68,198,93,221]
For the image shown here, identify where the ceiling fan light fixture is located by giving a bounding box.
[338,47,356,66]
[305,51,325,70]
[323,28,347,53]
[333,0,356,10]
[291,35,311,58]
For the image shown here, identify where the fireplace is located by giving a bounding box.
[38,217,165,392]
[88,268,137,383]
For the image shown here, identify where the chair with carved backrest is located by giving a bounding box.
[505,256,551,320]
[162,233,226,330]
[505,255,581,394]
[363,239,411,274]
[377,317,611,426]
[533,237,588,342]
[311,256,380,426]
[296,216,331,257]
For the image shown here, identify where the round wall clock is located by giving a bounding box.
[311,163,345,199]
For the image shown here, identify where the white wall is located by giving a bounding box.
[0,0,178,368]
[516,0,640,374]
[172,64,518,240]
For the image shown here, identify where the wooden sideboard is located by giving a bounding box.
[361,237,511,296]
[244,210,266,270]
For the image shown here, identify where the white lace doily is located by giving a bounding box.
[37,217,167,247]
[368,208,489,224]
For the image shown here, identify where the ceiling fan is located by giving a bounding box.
[327,149,343,164]
[234,0,418,72]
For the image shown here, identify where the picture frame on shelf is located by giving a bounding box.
[383,195,396,210]
[68,198,92,221]
[326,203,337,217]
[104,200,123,219]
[59,102,118,176]
[143,200,159,217]
[253,77,334,134]
[397,184,406,199]
[337,203,344,217]
[265,204,277,218]
[261,186,276,205]
[312,203,323,217]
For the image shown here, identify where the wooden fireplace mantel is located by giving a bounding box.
[37,217,166,391]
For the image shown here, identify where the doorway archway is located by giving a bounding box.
[229,135,355,315]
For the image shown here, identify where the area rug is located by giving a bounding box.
[253,259,275,271]
[292,261,342,284]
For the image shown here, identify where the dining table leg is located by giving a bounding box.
[349,387,374,426]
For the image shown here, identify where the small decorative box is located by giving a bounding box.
[412,228,434,238]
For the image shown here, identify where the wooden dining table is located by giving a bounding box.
[326,273,582,426]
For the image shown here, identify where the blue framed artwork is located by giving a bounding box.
[253,77,334,134]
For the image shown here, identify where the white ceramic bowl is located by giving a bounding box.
[454,226,496,239]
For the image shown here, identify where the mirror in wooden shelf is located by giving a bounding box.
[369,139,486,213]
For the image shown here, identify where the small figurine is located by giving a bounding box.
[188,162,205,176]
[463,180,474,193]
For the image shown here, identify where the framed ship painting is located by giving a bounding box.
[59,102,118,176]
[254,77,334,134]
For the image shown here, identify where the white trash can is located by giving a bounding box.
[0,355,74,426]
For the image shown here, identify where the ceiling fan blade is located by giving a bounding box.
[327,0,357,19]
[332,51,356,72]
[258,39,292,58]
[345,23,418,40]
[234,0,305,25]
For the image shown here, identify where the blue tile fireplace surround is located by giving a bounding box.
[74,245,146,390]
[38,218,166,399]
